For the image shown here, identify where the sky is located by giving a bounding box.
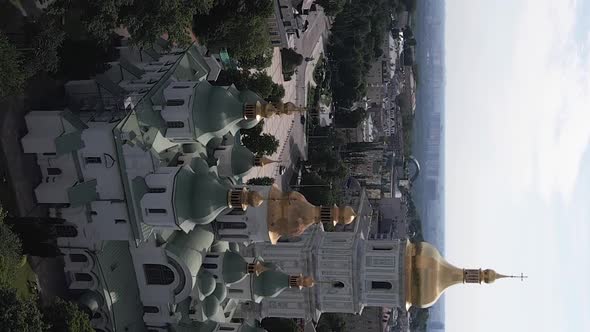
[445,0,590,331]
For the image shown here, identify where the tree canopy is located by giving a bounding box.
[246,177,275,186]
[240,121,280,156]
[215,69,285,102]
[0,32,25,98]
[49,0,214,46]
[316,0,347,16]
[193,0,274,70]
[0,215,22,287]
[0,287,45,332]
[261,317,299,332]
[42,298,93,332]
[326,0,395,107]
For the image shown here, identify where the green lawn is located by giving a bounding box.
[12,256,37,299]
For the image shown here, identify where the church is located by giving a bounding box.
[20,39,512,332]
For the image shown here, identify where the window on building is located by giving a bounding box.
[228,289,243,294]
[148,208,167,214]
[115,219,126,224]
[148,188,166,193]
[373,246,393,251]
[173,85,190,89]
[55,225,78,238]
[219,327,236,331]
[74,273,92,282]
[69,254,88,263]
[167,121,185,128]
[333,281,345,288]
[143,306,160,313]
[47,167,62,175]
[202,263,218,269]
[218,222,247,229]
[166,99,185,106]
[284,21,292,27]
[84,156,102,164]
[143,264,175,285]
[371,281,392,290]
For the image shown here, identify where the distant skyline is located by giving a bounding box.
[446,0,590,331]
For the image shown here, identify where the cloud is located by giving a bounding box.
[508,0,590,201]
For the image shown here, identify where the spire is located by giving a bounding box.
[243,101,306,120]
[253,156,278,167]
[463,269,526,284]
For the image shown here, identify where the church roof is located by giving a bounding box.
[173,158,231,229]
[166,226,215,290]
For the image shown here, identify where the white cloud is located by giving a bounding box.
[508,0,590,200]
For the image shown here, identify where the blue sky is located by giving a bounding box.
[445,0,590,331]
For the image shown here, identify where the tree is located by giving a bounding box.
[317,313,347,332]
[50,0,214,46]
[316,0,347,16]
[57,36,120,80]
[0,287,45,331]
[241,133,279,156]
[280,48,303,74]
[19,16,66,77]
[247,177,276,186]
[193,0,274,70]
[4,217,65,257]
[335,108,367,128]
[261,317,299,332]
[215,69,284,102]
[0,32,25,98]
[0,212,23,287]
[42,298,93,332]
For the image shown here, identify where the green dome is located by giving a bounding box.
[210,240,230,253]
[202,295,221,318]
[230,144,256,177]
[166,226,214,289]
[174,158,230,228]
[228,242,240,253]
[198,270,216,297]
[191,81,247,145]
[212,282,227,302]
[252,270,290,298]
[222,251,249,283]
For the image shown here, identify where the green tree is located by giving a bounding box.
[241,133,279,156]
[0,32,25,98]
[50,0,214,46]
[335,108,367,128]
[193,0,274,70]
[0,212,22,287]
[0,286,45,332]
[43,298,93,332]
[261,317,299,332]
[316,0,347,16]
[246,177,276,186]
[280,48,303,74]
[57,36,121,80]
[215,69,284,102]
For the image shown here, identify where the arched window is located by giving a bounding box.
[143,264,175,285]
[332,281,345,288]
[166,99,185,106]
[75,273,93,282]
[47,167,62,175]
[166,121,185,128]
[218,222,247,229]
[70,254,88,263]
[143,306,160,313]
[55,225,78,238]
[202,263,218,269]
[371,281,392,290]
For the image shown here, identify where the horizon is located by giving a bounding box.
[445,0,590,331]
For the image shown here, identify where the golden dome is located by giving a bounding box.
[332,205,357,226]
[293,275,315,289]
[228,188,264,210]
[246,191,264,207]
[404,241,515,310]
[264,185,356,244]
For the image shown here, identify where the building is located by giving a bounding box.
[267,0,314,48]
[20,39,516,332]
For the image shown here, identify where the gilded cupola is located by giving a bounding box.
[404,241,521,309]
[264,185,356,244]
[243,101,306,120]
